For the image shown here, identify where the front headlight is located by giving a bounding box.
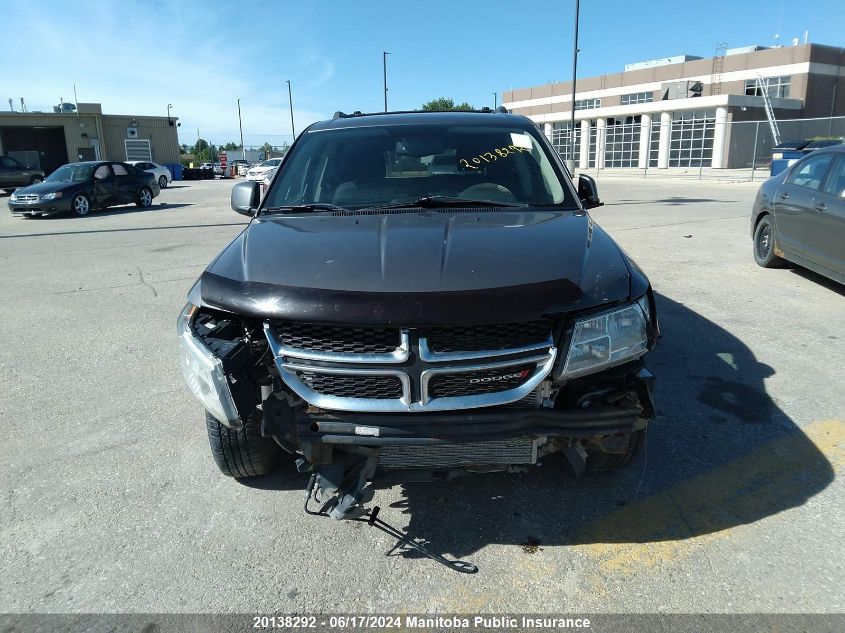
[562,296,650,378]
[41,192,62,200]
[177,302,242,428]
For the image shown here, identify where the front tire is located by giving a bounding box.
[71,193,91,216]
[136,186,153,208]
[205,411,280,478]
[753,215,785,268]
[158,175,168,189]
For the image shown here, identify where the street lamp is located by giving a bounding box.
[237,98,245,161]
[383,51,391,112]
[286,80,296,141]
[493,92,497,109]
[167,103,172,125]
[568,0,581,173]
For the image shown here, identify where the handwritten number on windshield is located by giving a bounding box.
[459,145,529,170]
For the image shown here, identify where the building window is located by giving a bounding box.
[604,116,641,167]
[621,92,653,105]
[744,76,791,99]
[574,98,601,111]
[668,109,716,167]
[551,122,581,163]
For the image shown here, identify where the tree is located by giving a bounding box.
[193,138,209,155]
[260,142,273,158]
[224,141,241,151]
[422,97,474,111]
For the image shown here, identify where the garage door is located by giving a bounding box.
[124,139,152,162]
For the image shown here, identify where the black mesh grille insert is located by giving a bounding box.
[276,322,401,354]
[426,320,552,353]
[297,372,403,399]
[429,365,534,398]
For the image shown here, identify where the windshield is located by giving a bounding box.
[46,164,95,182]
[262,159,280,167]
[263,122,574,210]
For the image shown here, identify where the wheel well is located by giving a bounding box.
[753,210,771,232]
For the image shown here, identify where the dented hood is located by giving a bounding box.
[198,210,635,325]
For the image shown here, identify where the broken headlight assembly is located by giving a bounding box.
[562,295,651,378]
[176,302,241,428]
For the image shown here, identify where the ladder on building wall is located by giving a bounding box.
[710,43,727,95]
[757,75,782,145]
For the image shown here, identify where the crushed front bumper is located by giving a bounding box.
[295,405,644,447]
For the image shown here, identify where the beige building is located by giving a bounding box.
[503,43,845,168]
[0,103,180,174]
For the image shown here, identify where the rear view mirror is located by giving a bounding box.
[577,174,603,209]
[231,180,260,216]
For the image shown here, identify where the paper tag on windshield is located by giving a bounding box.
[510,132,533,150]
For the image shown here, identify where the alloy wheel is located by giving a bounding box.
[756,224,771,259]
[73,195,90,216]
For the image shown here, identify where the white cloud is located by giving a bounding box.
[3,1,331,144]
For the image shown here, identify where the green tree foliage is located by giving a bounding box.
[421,97,474,111]
[223,141,242,151]
[193,138,209,155]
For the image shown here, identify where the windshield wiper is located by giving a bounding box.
[261,203,349,214]
[364,196,527,210]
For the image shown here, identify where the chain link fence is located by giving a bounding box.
[552,114,845,181]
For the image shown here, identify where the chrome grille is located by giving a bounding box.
[276,322,401,354]
[297,371,403,399]
[378,439,537,469]
[264,322,557,413]
[428,364,535,398]
[14,194,39,202]
[427,320,553,353]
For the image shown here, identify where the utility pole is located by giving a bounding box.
[568,0,580,173]
[167,103,172,124]
[383,51,391,112]
[286,80,295,140]
[237,98,246,160]
[493,92,497,109]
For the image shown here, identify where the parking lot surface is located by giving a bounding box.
[1,178,842,612]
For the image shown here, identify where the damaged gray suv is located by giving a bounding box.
[178,109,658,526]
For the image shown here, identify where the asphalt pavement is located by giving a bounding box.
[0,176,842,613]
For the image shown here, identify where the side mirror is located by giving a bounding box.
[577,174,603,209]
[231,180,260,216]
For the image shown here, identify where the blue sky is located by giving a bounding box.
[4,0,843,146]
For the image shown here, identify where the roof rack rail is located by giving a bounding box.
[332,108,510,120]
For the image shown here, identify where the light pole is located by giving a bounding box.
[493,92,497,109]
[383,51,390,112]
[568,0,581,173]
[286,80,295,141]
[167,103,172,125]
[237,98,245,161]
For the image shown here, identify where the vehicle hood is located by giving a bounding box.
[13,181,80,195]
[198,210,637,325]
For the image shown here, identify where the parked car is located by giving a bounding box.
[751,144,845,285]
[246,158,283,181]
[177,110,657,521]
[261,166,277,187]
[8,161,159,217]
[0,155,45,192]
[127,160,172,189]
